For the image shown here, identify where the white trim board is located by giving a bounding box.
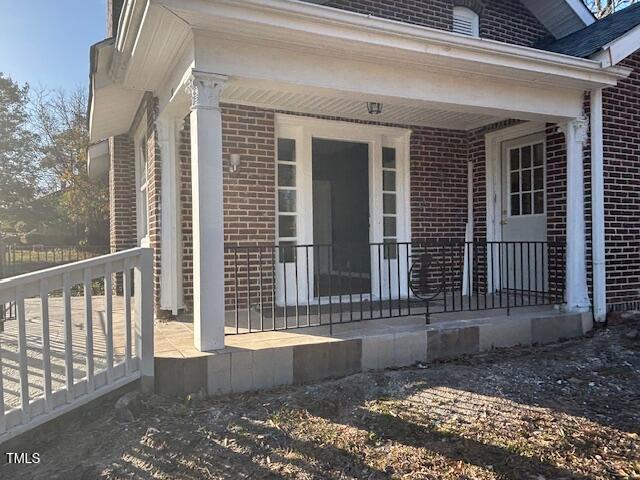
[591,24,640,67]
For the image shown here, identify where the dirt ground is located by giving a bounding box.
[2,325,639,480]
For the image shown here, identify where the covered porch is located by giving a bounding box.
[89,0,629,353]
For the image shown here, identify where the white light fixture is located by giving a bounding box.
[366,102,383,115]
[230,153,241,172]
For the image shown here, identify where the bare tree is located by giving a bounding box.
[584,0,638,18]
[30,87,109,244]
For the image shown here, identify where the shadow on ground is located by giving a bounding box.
[2,326,639,479]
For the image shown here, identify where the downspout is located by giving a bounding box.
[590,88,607,323]
[462,161,474,296]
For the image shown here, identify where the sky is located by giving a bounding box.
[0,0,107,92]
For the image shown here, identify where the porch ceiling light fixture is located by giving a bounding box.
[366,101,383,115]
[229,153,241,172]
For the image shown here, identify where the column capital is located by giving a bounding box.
[559,116,589,145]
[185,71,228,111]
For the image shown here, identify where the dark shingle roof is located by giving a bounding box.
[535,3,640,58]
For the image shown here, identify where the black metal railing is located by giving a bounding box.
[0,244,109,328]
[224,240,566,335]
[0,244,109,279]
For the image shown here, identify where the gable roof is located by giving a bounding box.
[521,0,594,38]
[535,3,640,58]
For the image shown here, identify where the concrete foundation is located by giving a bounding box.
[154,309,591,397]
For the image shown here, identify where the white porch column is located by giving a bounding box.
[590,88,607,323]
[157,116,183,315]
[186,71,228,351]
[562,117,591,312]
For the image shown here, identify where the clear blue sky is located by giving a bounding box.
[0,0,107,92]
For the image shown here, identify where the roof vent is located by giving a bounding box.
[452,6,479,36]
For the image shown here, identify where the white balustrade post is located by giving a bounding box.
[590,89,607,323]
[186,71,228,351]
[136,247,155,392]
[562,117,591,312]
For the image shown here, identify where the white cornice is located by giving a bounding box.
[152,0,629,88]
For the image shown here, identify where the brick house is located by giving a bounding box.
[88,0,640,353]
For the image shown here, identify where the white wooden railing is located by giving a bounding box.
[0,247,154,443]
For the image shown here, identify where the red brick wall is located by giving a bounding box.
[109,135,137,252]
[179,117,194,308]
[144,97,163,314]
[179,105,277,311]
[602,52,640,308]
[542,52,640,310]
[314,0,549,46]
[410,127,468,240]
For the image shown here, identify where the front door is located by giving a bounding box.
[274,115,410,306]
[312,139,370,297]
[500,133,547,293]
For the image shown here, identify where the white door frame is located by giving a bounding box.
[275,114,411,305]
[484,121,546,293]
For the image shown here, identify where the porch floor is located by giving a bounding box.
[153,304,587,397]
[158,302,559,359]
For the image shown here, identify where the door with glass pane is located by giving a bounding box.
[500,134,547,293]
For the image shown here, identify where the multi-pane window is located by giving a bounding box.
[277,138,297,263]
[382,147,398,259]
[509,142,545,216]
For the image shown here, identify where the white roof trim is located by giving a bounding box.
[87,140,110,179]
[153,0,629,85]
[591,24,640,67]
[565,0,596,26]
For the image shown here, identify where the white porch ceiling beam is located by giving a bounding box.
[192,33,586,122]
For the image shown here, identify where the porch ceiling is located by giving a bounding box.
[222,82,503,131]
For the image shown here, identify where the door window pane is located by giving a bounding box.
[509,141,545,217]
[279,215,296,238]
[278,138,295,162]
[533,143,543,166]
[511,194,520,216]
[510,172,520,193]
[383,193,396,214]
[521,146,532,168]
[384,217,396,237]
[279,241,296,264]
[383,240,397,260]
[383,171,396,191]
[534,167,544,190]
[382,147,396,168]
[534,191,545,214]
[522,169,532,191]
[522,193,532,215]
[278,164,296,187]
[278,190,296,213]
[510,149,519,171]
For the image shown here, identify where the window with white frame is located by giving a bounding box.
[508,142,545,216]
[382,147,398,259]
[277,138,297,263]
[135,135,149,244]
[452,6,479,37]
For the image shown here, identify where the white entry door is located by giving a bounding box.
[500,133,547,292]
[274,115,411,306]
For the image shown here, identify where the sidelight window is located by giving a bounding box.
[277,138,297,263]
